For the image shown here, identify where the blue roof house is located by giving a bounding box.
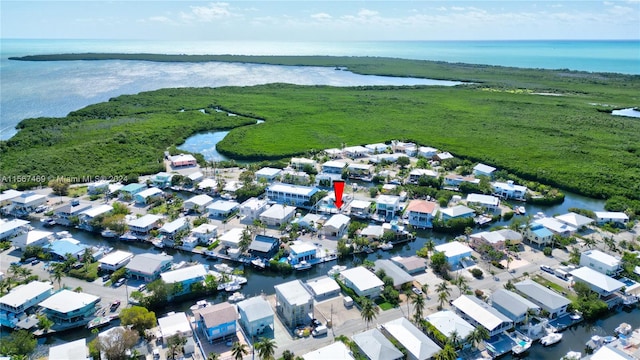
[46,239,88,260]
[526,224,554,247]
[237,296,274,337]
[119,183,146,200]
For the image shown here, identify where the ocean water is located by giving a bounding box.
[1,39,638,140]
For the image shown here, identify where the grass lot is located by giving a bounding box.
[2,56,639,200]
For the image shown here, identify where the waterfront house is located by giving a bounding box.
[48,338,88,360]
[473,163,496,178]
[321,160,347,174]
[492,181,527,200]
[514,279,570,319]
[288,241,317,265]
[305,276,341,300]
[440,205,475,221]
[405,199,438,229]
[347,163,373,179]
[159,217,189,240]
[193,302,237,343]
[323,148,343,158]
[78,204,113,229]
[490,289,540,324]
[158,312,193,343]
[315,172,343,187]
[53,201,92,226]
[290,157,317,171]
[554,212,594,229]
[274,280,313,329]
[365,143,389,154]
[255,167,282,182]
[183,194,213,213]
[0,218,29,241]
[108,183,124,194]
[525,223,554,247]
[161,264,208,296]
[207,200,240,219]
[46,239,88,260]
[340,266,385,299]
[349,199,372,218]
[12,230,54,251]
[580,249,621,275]
[134,187,163,204]
[0,281,53,329]
[374,259,414,289]
[435,152,454,161]
[466,193,500,213]
[39,289,100,330]
[197,178,218,192]
[323,214,350,239]
[418,146,438,158]
[259,204,296,227]
[594,211,629,226]
[118,183,146,200]
[570,267,625,298]
[239,197,269,221]
[407,169,438,184]
[471,229,522,251]
[344,145,371,158]
[375,195,401,218]
[127,214,162,236]
[150,172,174,189]
[434,241,473,267]
[0,189,23,207]
[533,217,576,237]
[452,295,513,337]
[390,256,427,274]
[237,296,274,337]
[282,169,311,184]
[443,174,480,188]
[219,227,245,249]
[169,154,197,167]
[187,171,204,184]
[424,310,475,347]
[292,213,324,231]
[191,223,218,244]
[380,317,441,360]
[98,250,133,272]
[266,183,319,208]
[249,235,280,259]
[10,192,47,214]
[370,153,405,164]
[360,224,384,240]
[352,328,404,360]
[393,141,417,156]
[126,252,173,282]
[303,342,354,360]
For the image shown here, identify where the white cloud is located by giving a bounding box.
[182,2,233,22]
[311,12,332,21]
[358,9,379,17]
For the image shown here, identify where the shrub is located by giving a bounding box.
[470,268,483,279]
[543,247,553,256]
[475,289,484,298]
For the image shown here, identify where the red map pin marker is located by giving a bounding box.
[333,180,345,210]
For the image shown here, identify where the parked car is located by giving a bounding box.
[102,274,111,282]
[30,259,40,266]
[540,265,554,274]
[114,278,126,287]
[312,325,328,337]
[412,286,423,295]
[110,300,121,311]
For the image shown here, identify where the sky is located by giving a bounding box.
[1,1,639,41]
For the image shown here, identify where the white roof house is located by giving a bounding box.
[79,204,113,219]
[48,338,88,360]
[0,218,29,240]
[321,160,347,173]
[255,167,282,181]
[424,310,475,340]
[184,194,214,211]
[323,214,350,238]
[275,280,313,307]
[323,148,343,158]
[350,199,372,212]
[239,197,269,220]
[207,200,240,217]
[352,328,404,360]
[197,178,218,190]
[135,187,163,200]
[374,259,414,289]
[0,189,22,204]
[466,193,500,210]
[259,204,296,226]
[580,249,621,275]
[290,157,317,170]
[219,227,245,248]
[12,192,47,208]
[418,146,439,158]
[340,267,384,299]
[160,264,208,285]
[381,317,441,360]
[0,281,53,312]
[159,217,189,236]
[158,312,193,341]
[452,295,513,336]
[554,212,594,228]
[434,241,473,264]
[533,217,577,237]
[191,223,218,240]
[365,143,389,153]
[570,267,625,296]
[473,163,496,177]
[305,276,341,299]
[514,279,571,318]
[169,154,197,167]
[303,341,354,360]
[39,289,99,315]
[98,250,134,272]
[127,214,162,231]
[361,225,384,239]
[490,289,540,324]
[343,145,371,157]
[590,344,636,360]
[594,211,629,225]
[440,205,475,219]
[12,230,53,250]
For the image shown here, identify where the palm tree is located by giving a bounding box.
[438,291,449,310]
[434,343,457,360]
[254,337,277,360]
[51,263,65,289]
[360,298,379,329]
[412,293,425,324]
[231,341,248,360]
[281,350,295,360]
[448,330,461,349]
[466,326,490,349]
[425,239,436,254]
[436,281,451,297]
[453,275,469,296]
[166,334,187,360]
[583,236,597,249]
[464,227,473,243]
[421,283,429,299]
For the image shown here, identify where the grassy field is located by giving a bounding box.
[2,55,640,200]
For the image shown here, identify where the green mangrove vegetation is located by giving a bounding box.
[2,55,640,203]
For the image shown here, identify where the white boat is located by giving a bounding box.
[327,265,347,277]
[120,232,137,241]
[540,332,563,346]
[251,258,266,269]
[569,311,582,321]
[228,292,245,303]
[225,282,242,292]
[101,229,117,238]
[55,231,72,239]
[615,322,632,335]
[517,206,526,215]
[511,333,532,355]
[151,239,164,248]
[214,263,234,274]
[563,351,581,360]
[294,261,312,271]
[586,335,603,350]
[378,242,393,250]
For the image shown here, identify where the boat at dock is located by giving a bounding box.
[615,322,632,335]
[517,206,526,215]
[540,332,563,346]
[250,258,267,270]
[228,292,245,303]
[328,265,347,277]
[55,231,72,239]
[87,315,113,329]
[119,232,137,241]
[41,218,56,227]
[510,332,532,355]
[378,242,393,250]
[294,261,312,271]
[562,351,581,360]
[214,263,235,274]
